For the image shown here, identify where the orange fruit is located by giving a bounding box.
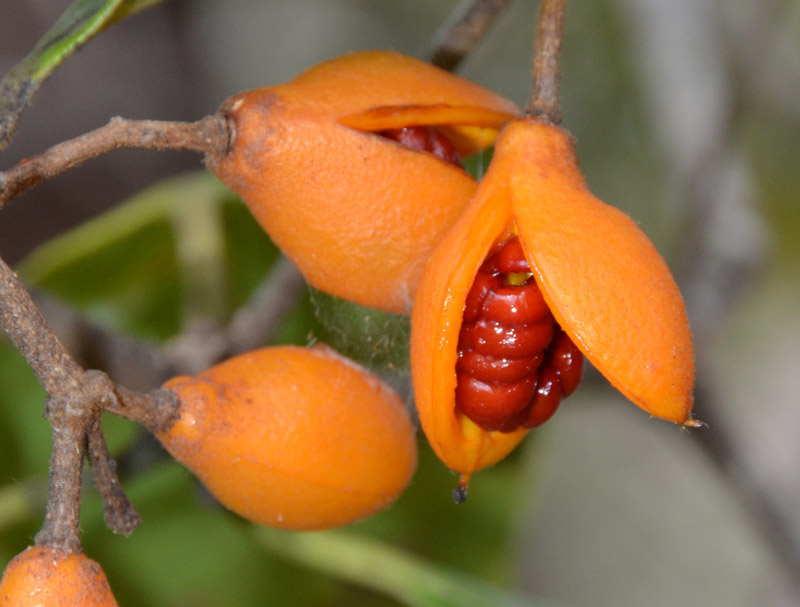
[207,50,519,314]
[159,344,417,530]
[411,117,695,484]
[0,546,118,606]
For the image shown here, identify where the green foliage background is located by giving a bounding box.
[2,1,800,606]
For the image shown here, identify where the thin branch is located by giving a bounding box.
[690,377,800,584]
[225,257,306,355]
[0,114,228,209]
[1,251,179,548]
[109,386,179,435]
[86,416,141,536]
[0,256,83,394]
[35,409,85,553]
[526,0,566,122]
[429,0,513,72]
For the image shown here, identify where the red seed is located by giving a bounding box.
[523,367,562,428]
[454,237,582,433]
[480,251,501,274]
[547,331,584,396]
[464,272,504,323]
[427,129,463,166]
[497,238,530,273]
[455,373,538,431]
[458,322,476,350]
[472,317,554,358]
[457,348,543,383]
[481,283,550,325]
[380,126,463,166]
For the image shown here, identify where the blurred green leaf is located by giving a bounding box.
[254,526,555,607]
[0,0,166,149]
[17,171,282,340]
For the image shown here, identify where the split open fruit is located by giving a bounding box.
[207,50,519,314]
[411,117,695,486]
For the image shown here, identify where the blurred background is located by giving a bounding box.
[1,1,800,606]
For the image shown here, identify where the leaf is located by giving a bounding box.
[0,0,166,150]
[17,171,284,340]
[254,527,557,607]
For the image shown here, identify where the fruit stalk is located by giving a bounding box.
[0,115,227,209]
[526,0,566,123]
[0,252,177,546]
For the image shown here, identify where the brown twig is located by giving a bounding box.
[0,114,228,210]
[1,254,179,549]
[86,416,141,536]
[36,407,86,553]
[526,0,566,123]
[429,0,513,72]
[0,255,82,393]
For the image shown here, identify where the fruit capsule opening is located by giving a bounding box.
[378,126,464,167]
[454,236,584,433]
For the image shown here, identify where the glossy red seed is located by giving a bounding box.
[481,283,551,325]
[428,129,463,167]
[523,367,562,428]
[497,238,530,273]
[458,322,476,350]
[380,126,463,166]
[480,251,501,274]
[457,348,543,383]
[454,236,583,433]
[455,373,538,431]
[472,317,554,358]
[547,331,584,396]
[464,272,504,323]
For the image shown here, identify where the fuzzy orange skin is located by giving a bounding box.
[207,51,519,314]
[158,345,417,530]
[0,546,118,606]
[411,117,695,479]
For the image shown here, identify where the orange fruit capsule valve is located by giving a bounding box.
[411,117,695,486]
[207,51,519,314]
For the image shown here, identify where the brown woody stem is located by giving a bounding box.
[0,255,83,392]
[0,114,228,209]
[526,0,566,123]
[1,253,179,549]
[36,408,86,553]
[86,416,141,536]
[430,0,513,72]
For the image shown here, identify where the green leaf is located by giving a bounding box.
[17,171,283,340]
[254,527,556,607]
[0,0,166,150]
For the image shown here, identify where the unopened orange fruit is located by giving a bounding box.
[411,117,695,484]
[159,344,417,530]
[207,50,519,313]
[0,546,118,606]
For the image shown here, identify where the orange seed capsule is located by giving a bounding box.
[158,344,417,530]
[0,546,118,606]
[411,117,695,484]
[206,50,519,314]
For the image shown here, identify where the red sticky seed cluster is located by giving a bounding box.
[455,237,583,432]
[380,126,463,167]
